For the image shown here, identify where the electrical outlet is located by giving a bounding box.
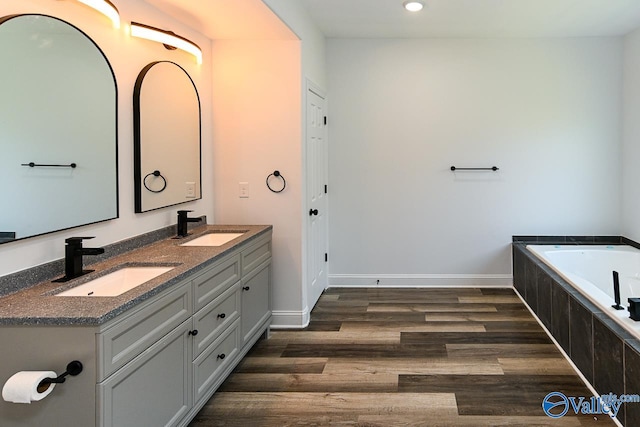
[186,182,196,198]
[239,182,249,198]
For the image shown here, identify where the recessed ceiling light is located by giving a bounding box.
[403,1,424,12]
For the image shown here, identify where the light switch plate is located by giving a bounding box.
[239,182,249,198]
[186,182,196,198]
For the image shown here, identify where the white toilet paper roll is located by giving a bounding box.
[2,371,57,404]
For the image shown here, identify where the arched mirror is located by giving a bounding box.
[134,61,201,213]
[0,14,118,244]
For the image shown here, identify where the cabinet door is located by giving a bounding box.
[241,260,271,345]
[98,321,192,427]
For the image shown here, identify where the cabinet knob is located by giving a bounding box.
[217,313,226,319]
[217,353,226,360]
[309,209,318,216]
[242,286,250,291]
[188,329,198,336]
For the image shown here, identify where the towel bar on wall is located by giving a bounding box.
[450,166,499,171]
[21,162,77,168]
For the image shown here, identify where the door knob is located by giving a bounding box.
[309,209,318,216]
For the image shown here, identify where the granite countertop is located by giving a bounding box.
[0,224,272,326]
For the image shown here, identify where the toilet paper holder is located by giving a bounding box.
[37,361,83,391]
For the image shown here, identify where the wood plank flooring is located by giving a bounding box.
[189,288,618,426]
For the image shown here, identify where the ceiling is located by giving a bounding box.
[300,0,640,38]
[143,0,640,40]
[141,0,296,40]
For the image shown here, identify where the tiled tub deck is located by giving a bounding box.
[513,236,640,426]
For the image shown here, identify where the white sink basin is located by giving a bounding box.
[55,266,174,297]
[180,232,244,247]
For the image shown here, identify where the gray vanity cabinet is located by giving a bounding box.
[96,281,193,426]
[98,320,192,427]
[95,232,271,427]
[193,318,241,402]
[0,229,271,427]
[239,233,272,346]
[192,281,241,358]
[98,282,193,381]
[241,261,271,345]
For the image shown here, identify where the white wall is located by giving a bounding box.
[263,0,326,89]
[623,28,640,242]
[261,0,327,322]
[0,0,213,278]
[328,38,623,285]
[212,0,327,326]
[211,40,304,327]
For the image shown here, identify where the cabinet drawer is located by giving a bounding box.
[99,283,191,380]
[193,254,240,312]
[193,319,240,404]
[192,281,241,358]
[241,234,271,276]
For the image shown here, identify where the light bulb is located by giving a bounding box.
[403,1,424,12]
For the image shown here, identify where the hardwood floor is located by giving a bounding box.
[189,288,618,426]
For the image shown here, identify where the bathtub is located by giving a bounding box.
[527,244,640,340]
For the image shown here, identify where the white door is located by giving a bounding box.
[306,83,328,311]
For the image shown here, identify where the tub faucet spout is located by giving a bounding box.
[612,271,624,310]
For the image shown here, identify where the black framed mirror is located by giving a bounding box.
[0,14,118,244]
[133,61,201,213]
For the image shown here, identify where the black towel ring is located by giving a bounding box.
[266,170,286,193]
[143,170,167,193]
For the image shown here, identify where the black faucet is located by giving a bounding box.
[54,237,105,282]
[613,271,624,310]
[177,210,202,238]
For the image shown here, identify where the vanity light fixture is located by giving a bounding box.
[77,0,120,29]
[403,1,425,12]
[130,22,202,65]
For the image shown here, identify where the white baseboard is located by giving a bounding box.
[328,274,513,288]
[270,308,310,329]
